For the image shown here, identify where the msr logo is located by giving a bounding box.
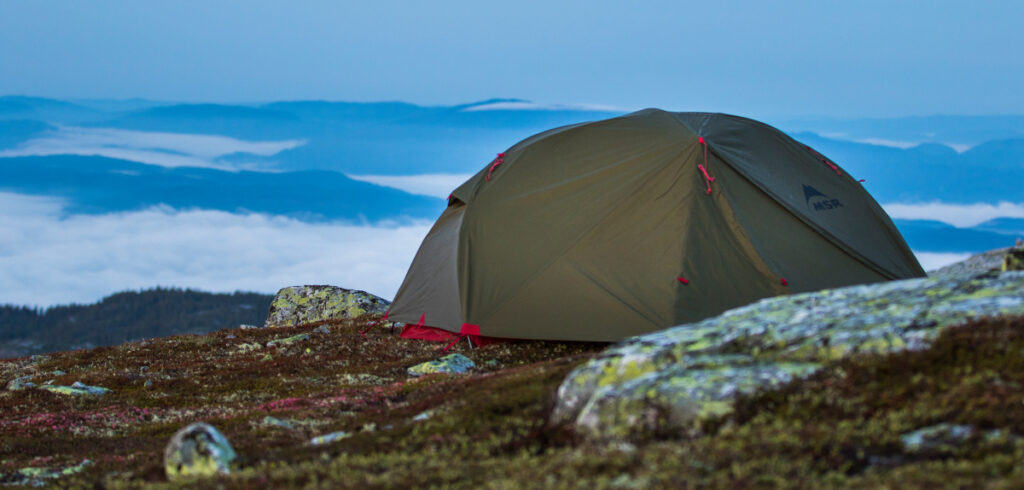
[803,184,843,211]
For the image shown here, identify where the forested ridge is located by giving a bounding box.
[0,288,273,358]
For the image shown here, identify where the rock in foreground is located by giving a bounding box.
[164,422,237,480]
[554,270,1024,440]
[407,353,476,377]
[264,285,390,327]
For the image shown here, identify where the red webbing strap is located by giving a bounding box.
[698,137,715,194]
[485,153,506,181]
[359,310,390,337]
[676,276,689,285]
[442,335,466,352]
[804,145,842,176]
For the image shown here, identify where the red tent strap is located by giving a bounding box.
[780,277,788,286]
[697,137,715,195]
[442,334,466,352]
[360,310,391,337]
[485,153,506,181]
[804,145,842,176]
[676,276,689,285]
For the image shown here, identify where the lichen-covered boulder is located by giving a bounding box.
[407,353,476,377]
[264,285,390,327]
[554,271,1024,441]
[164,422,237,480]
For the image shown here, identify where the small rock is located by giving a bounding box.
[308,430,350,446]
[51,370,66,376]
[262,416,294,429]
[314,325,331,335]
[260,354,273,362]
[225,334,236,340]
[234,342,262,354]
[39,381,111,396]
[412,410,433,421]
[266,333,310,348]
[11,459,91,486]
[6,375,36,391]
[407,353,476,377]
[144,380,154,388]
[900,423,976,454]
[239,324,261,329]
[164,422,237,479]
[336,373,389,385]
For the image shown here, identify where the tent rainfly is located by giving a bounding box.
[388,109,925,345]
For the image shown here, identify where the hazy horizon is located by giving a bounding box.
[4,1,1024,118]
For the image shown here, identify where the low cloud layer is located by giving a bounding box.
[0,192,428,307]
[347,173,472,199]
[0,126,304,170]
[914,252,973,272]
[0,191,988,309]
[461,101,626,112]
[882,201,1024,228]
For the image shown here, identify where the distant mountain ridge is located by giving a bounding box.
[0,154,445,221]
[0,287,274,358]
[1,94,1023,253]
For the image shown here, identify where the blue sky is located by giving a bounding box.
[2,0,1023,117]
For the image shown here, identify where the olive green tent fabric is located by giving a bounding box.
[389,109,925,342]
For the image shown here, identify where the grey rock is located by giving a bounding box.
[266,333,310,348]
[308,430,351,446]
[164,422,237,479]
[39,381,112,396]
[929,247,1009,276]
[407,353,476,377]
[6,375,35,391]
[553,270,1024,441]
[264,285,390,328]
[6,459,91,487]
[899,423,1012,455]
[900,424,976,454]
[262,416,294,429]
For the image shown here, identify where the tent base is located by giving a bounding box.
[399,323,503,348]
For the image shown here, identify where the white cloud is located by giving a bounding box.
[845,137,970,153]
[913,252,972,272]
[853,138,919,149]
[462,101,627,112]
[882,201,1024,228]
[346,173,472,199]
[0,126,305,170]
[0,192,429,307]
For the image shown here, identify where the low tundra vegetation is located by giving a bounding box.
[0,315,1022,488]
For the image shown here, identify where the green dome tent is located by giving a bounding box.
[389,109,924,343]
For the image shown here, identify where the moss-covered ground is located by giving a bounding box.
[1,314,1023,488]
